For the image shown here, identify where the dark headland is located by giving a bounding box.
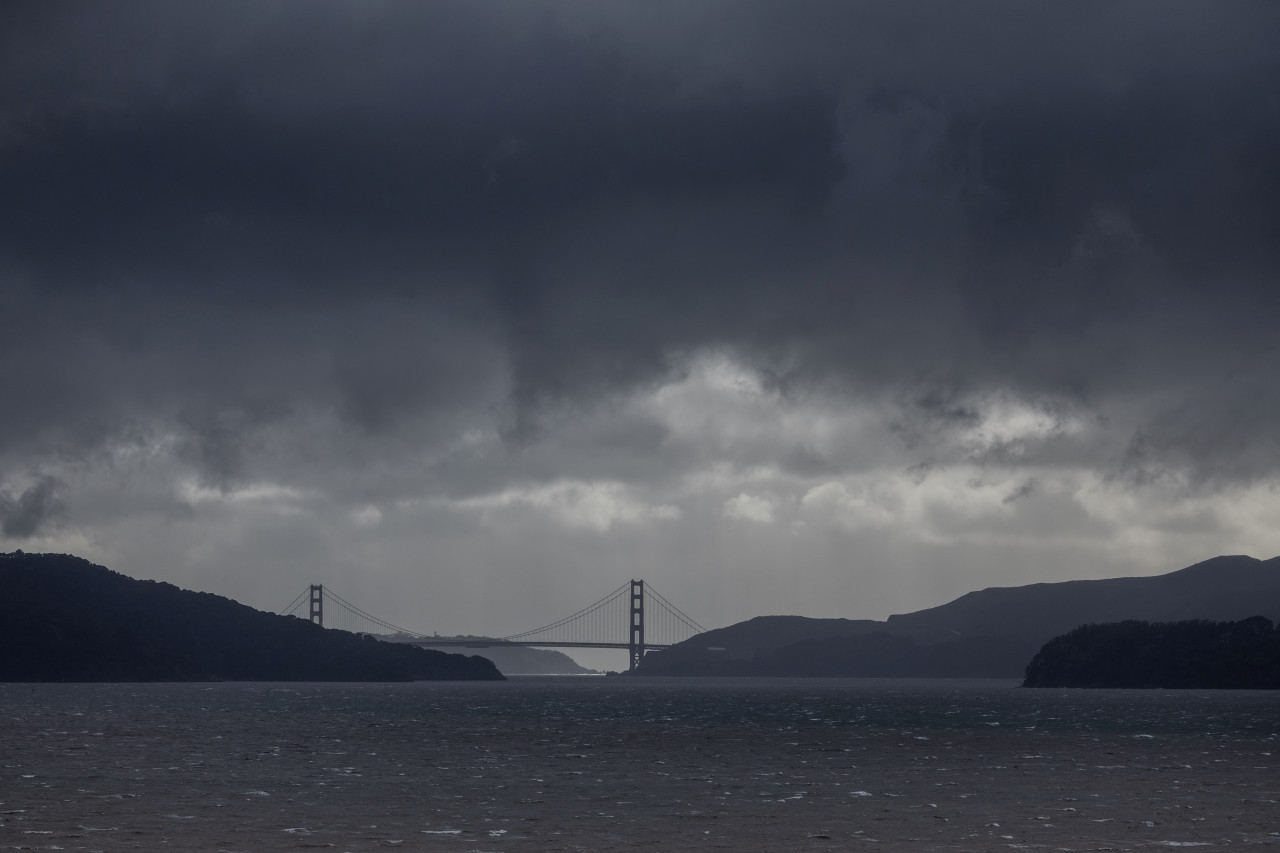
[632,554,1280,679]
[0,552,503,682]
[1023,616,1280,689]
[381,635,595,675]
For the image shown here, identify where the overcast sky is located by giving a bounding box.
[3,1,1279,663]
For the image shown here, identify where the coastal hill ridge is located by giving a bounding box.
[635,555,1280,677]
[0,552,503,682]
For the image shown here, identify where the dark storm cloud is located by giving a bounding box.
[0,476,66,538]
[2,0,1279,493]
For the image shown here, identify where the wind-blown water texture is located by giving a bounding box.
[2,678,1277,851]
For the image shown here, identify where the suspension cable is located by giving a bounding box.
[645,583,706,633]
[321,586,427,637]
[280,588,310,617]
[280,579,706,645]
[500,580,632,640]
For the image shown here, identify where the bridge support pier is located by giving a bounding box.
[628,579,644,671]
[309,584,324,627]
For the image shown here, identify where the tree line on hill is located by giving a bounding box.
[0,552,502,682]
[1022,616,1280,688]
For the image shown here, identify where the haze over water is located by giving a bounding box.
[3,678,1277,851]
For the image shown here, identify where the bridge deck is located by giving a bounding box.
[293,579,701,670]
[396,639,673,650]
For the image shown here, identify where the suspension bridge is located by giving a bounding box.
[281,579,705,671]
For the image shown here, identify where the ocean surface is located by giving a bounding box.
[1,677,1277,851]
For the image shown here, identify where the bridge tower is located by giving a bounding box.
[309,584,324,627]
[628,579,645,671]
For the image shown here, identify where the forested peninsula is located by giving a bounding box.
[1023,616,1280,689]
[0,552,503,682]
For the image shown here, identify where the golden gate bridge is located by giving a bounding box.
[282,580,705,671]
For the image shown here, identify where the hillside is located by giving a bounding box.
[382,636,595,674]
[0,552,503,682]
[1023,617,1280,688]
[634,555,1280,678]
[885,555,1280,642]
[627,615,887,676]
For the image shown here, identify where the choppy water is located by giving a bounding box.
[2,678,1277,851]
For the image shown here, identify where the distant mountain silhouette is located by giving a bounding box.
[634,555,1280,677]
[631,616,891,676]
[0,552,503,682]
[885,555,1280,642]
[1023,616,1280,688]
